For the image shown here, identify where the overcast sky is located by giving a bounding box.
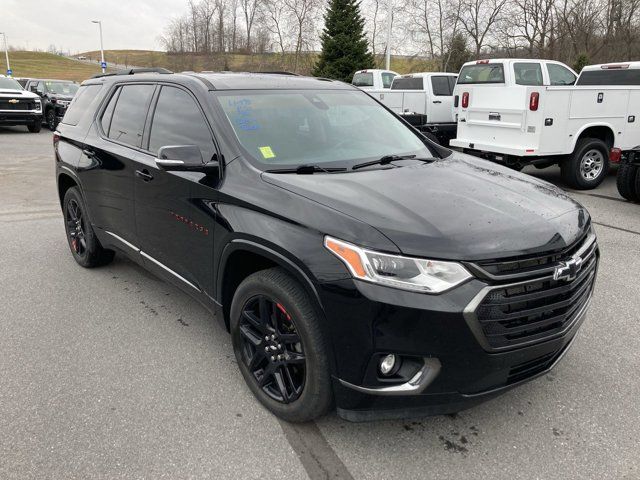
[2,0,181,53]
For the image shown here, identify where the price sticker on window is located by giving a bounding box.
[259,146,276,159]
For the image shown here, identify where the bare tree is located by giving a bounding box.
[240,0,260,52]
[458,0,508,56]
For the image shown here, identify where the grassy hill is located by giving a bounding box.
[6,51,112,82]
[5,49,438,83]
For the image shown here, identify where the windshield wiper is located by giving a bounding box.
[351,155,437,171]
[266,164,348,174]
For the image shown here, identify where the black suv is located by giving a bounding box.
[26,78,79,131]
[54,69,598,422]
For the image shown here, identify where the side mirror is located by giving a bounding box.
[155,145,217,172]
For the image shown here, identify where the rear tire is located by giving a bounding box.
[616,163,639,201]
[27,122,41,133]
[561,138,609,190]
[63,187,115,268]
[230,267,332,422]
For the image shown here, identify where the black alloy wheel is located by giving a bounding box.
[238,295,306,403]
[66,198,87,257]
[46,109,57,131]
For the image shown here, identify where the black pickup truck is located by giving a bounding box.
[25,78,79,131]
[615,149,640,201]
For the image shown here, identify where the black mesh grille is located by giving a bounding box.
[0,98,36,110]
[474,235,597,349]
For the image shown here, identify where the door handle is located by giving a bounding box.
[82,148,95,158]
[433,100,442,104]
[135,169,154,182]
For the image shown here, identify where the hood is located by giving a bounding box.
[0,89,39,99]
[262,155,590,260]
[50,95,74,101]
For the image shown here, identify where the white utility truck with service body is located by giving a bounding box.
[451,59,640,189]
[351,69,398,90]
[367,72,458,145]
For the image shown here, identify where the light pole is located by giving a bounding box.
[0,32,11,77]
[385,0,392,71]
[91,20,105,73]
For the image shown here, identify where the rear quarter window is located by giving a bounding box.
[352,72,374,87]
[577,69,640,86]
[61,84,103,126]
[391,77,424,90]
[431,76,452,96]
[457,64,505,84]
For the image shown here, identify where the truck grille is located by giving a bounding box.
[467,233,598,350]
[0,98,36,111]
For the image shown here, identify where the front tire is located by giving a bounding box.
[562,138,609,190]
[63,187,115,268]
[46,109,57,131]
[27,122,41,133]
[230,268,332,422]
[616,163,639,201]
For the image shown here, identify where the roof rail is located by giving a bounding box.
[92,67,173,79]
[251,71,300,76]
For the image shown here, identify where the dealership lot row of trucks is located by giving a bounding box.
[355,60,640,192]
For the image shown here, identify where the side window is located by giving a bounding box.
[548,64,576,86]
[448,76,457,92]
[514,62,543,86]
[108,84,155,148]
[431,76,452,96]
[148,86,216,161]
[381,72,396,89]
[100,87,121,134]
[62,84,103,126]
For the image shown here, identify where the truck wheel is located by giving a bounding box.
[46,109,57,131]
[562,138,609,189]
[616,163,639,201]
[63,187,115,267]
[230,267,332,422]
[27,122,41,133]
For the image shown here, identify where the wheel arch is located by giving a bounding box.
[57,170,80,208]
[216,239,324,332]
[572,124,616,152]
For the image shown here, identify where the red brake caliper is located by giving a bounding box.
[276,303,291,321]
[72,238,78,252]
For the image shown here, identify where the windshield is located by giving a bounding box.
[216,89,434,169]
[457,64,505,84]
[45,81,79,95]
[0,77,23,90]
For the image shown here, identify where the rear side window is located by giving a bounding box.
[448,76,457,92]
[149,86,216,161]
[352,72,373,87]
[381,72,396,88]
[547,64,576,86]
[431,76,452,96]
[514,63,543,86]
[577,69,640,86]
[107,84,155,148]
[62,84,103,126]
[457,64,505,84]
[391,77,423,90]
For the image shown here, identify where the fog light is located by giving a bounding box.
[379,354,399,376]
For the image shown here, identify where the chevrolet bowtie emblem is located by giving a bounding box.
[553,255,583,282]
[8,99,19,104]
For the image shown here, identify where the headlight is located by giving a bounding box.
[35,100,41,110]
[324,236,472,293]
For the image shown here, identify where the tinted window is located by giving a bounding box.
[352,72,373,87]
[457,64,505,84]
[514,62,543,86]
[381,72,396,88]
[62,84,103,126]
[149,86,216,161]
[431,76,452,96]
[548,64,576,86]
[577,69,640,86]
[108,84,155,148]
[0,77,23,90]
[448,76,457,92]
[100,87,120,134]
[391,77,423,90]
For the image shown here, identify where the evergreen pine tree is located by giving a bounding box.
[312,0,374,82]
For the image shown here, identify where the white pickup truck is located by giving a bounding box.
[352,69,398,90]
[451,59,640,189]
[367,72,458,145]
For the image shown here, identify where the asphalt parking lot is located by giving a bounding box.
[1,126,639,480]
